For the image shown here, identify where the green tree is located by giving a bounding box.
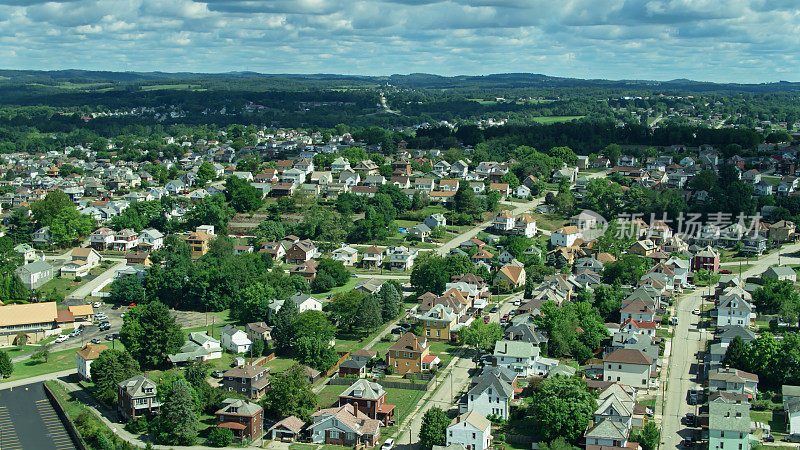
[602,255,648,285]
[273,297,299,352]
[31,191,73,227]
[197,161,216,185]
[225,176,264,213]
[154,379,200,445]
[316,259,350,286]
[49,208,96,247]
[0,351,12,378]
[460,320,503,354]
[326,290,367,333]
[377,282,402,322]
[631,422,660,450]
[32,343,51,363]
[295,336,338,372]
[91,349,140,403]
[527,377,596,443]
[261,365,317,421]
[310,272,336,293]
[453,184,481,216]
[356,295,383,333]
[419,407,449,450]
[120,302,185,369]
[109,275,146,305]
[207,427,233,447]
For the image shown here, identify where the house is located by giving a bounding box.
[168,332,223,365]
[708,368,759,397]
[186,229,214,257]
[309,404,381,447]
[245,322,272,344]
[60,247,102,278]
[331,157,351,174]
[409,223,432,242]
[603,349,653,390]
[708,392,750,450]
[716,294,753,328]
[620,298,656,323]
[286,240,317,265]
[464,372,513,420]
[286,292,323,312]
[112,229,138,251]
[424,214,447,230]
[387,332,435,375]
[446,410,492,450]
[332,245,359,266]
[361,246,383,269]
[220,364,270,399]
[769,220,795,243]
[584,419,629,448]
[514,184,531,199]
[420,304,458,341]
[493,340,557,377]
[68,304,95,322]
[138,228,164,252]
[89,228,115,250]
[384,246,418,271]
[268,416,306,442]
[762,266,797,282]
[220,325,252,353]
[215,398,264,443]
[495,265,526,288]
[76,343,108,381]
[117,374,161,420]
[32,226,52,247]
[783,386,800,435]
[692,245,720,272]
[337,379,396,425]
[16,259,55,289]
[488,182,511,198]
[551,226,580,247]
[125,251,151,267]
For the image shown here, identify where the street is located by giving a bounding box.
[659,242,800,449]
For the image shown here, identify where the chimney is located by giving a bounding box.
[504,342,508,354]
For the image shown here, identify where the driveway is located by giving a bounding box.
[65,261,127,301]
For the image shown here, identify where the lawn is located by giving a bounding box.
[3,346,89,383]
[529,116,585,124]
[751,409,787,434]
[428,341,463,367]
[38,260,117,298]
[384,387,426,423]
[317,383,348,408]
[528,213,567,231]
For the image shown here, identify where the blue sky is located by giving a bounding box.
[1,0,798,83]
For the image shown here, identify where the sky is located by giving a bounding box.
[1,0,798,83]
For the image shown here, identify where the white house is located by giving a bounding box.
[550,226,580,247]
[76,343,107,381]
[708,392,750,450]
[288,292,324,312]
[493,340,557,377]
[716,294,753,328]
[465,372,513,420]
[168,332,223,364]
[446,410,492,450]
[138,228,165,252]
[603,349,653,390]
[220,325,252,354]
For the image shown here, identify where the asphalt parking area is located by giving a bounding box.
[0,383,76,450]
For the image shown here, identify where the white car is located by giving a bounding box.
[692,308,700,315]
[55,335,68,343]
[93,302,102,308]
[381,439,395,450]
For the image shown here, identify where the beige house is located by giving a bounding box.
[61,247,102,278]
[495,265,526,288]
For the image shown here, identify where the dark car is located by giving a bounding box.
[211,370,225,378]
[111,304,120,310]
[682,438,695,448]
[104,334,115,341]
[91,338,102,344]
[684,413,696,426]
[112,333,120,339]
[489,306,499,313]
[764,435,775,442]
[391,327,405,334]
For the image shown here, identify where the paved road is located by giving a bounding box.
[0,382,77,450]
[660,241,800,449]
[66,261,127,301]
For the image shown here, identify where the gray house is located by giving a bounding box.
[16,260,55,290]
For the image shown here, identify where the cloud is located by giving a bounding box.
[0,0,797,82]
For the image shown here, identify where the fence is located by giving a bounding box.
[324,351,352,378]
[42,382,89,450]
[328,376,434,391]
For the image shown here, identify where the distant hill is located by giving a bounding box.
[0,69,798,94]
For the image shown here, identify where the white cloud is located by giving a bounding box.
[0,0,797,82]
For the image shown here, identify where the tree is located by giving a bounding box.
[49,208,96,247]
[377,282,402,322]
[527,377,596,443]
[295,336,339,371]
[154,379,199,445]
[207,427,233,447]
[327,290,367,333]
[460,320,502,354]
[0,351,12,378]
[631,422,660,450]
[120,302,185,369]
[31,190,73,227]
[419,407,449,450]
[261,365,317,421]
[197,161,216,185]
[453,184,481,216]
[316,259,350,286]
[310,272,336,293]
[602,255,648,285]
[32,343,51,363]
[273,297,299,352]
[356,295,383,333]
[91,349,140,404]
[225,176,264,213]
[108,275,146,305]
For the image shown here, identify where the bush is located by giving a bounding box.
[208,427,234,447]
[126,416,148,434]
[752,399,773,411]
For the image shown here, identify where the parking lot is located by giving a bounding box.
[0,382,76,450]
[48,301,130,352]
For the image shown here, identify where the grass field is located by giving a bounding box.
[529,116,584,124]
[38,260,116,299]
[316,383,348,408]
[751,409,787,434]
[4,346,88,382]
[529,212,567,231]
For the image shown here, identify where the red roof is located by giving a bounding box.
[217,422,247,431]
[422,354,438,364]
[377,404,396,413]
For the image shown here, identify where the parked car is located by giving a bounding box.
[91,338,102,344]
[692,308,700,315]
[719,269,732,274]
[489,306,498,313]
[104,334,115,341]
[381,438,395,450]
[683,413,696,427]
[211,370,225,378]
[93,302,102,308]
[764,435,775,442]
[391,327,405,334]
[55,335,68,343]
[483,315,490,324]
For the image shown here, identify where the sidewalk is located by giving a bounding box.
[0,369,77,391]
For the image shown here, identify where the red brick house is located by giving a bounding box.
[285,240,317,265]
[337,379,396,425]
[117,375,161,420]
[691,245,720,273]
[215,398,264,443]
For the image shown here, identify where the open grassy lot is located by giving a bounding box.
[4,345,117,383]
[38,260,117,298]
[528,212,567,231]
[316,383,349,408]
[751,409,787,434]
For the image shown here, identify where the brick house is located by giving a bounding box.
[117,374,161,420]
[215,398,264,443]
[221,365,270,399]
[337,379,396,425]
[387,332,434,375]
[285,240,317,265]
[691,245,720,273]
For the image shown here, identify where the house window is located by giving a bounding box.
[330,431,339,439]
[347,432,354,441]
